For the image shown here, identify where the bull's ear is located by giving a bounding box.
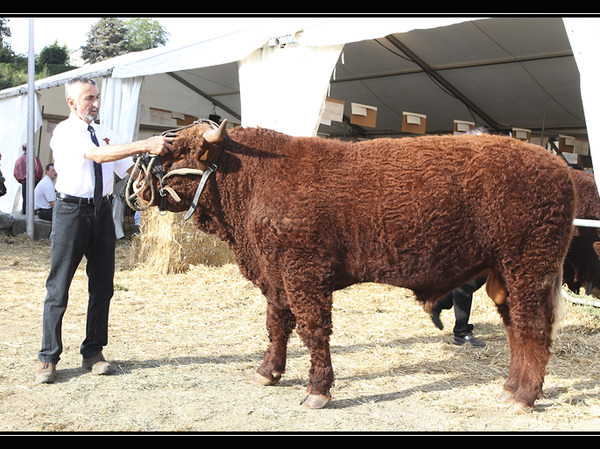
[203,119,228,143]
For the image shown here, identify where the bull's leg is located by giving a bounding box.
[498,282,557,413]
[498,321,525,405]
[495,301,522,403]
[252,302,296,386]
[503,319,552,412]
[286,283,335,409]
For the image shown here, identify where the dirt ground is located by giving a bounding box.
[1,233,600,434]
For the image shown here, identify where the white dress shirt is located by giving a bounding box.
[50,115,132,198]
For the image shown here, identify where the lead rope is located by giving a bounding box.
[125,155,156,212]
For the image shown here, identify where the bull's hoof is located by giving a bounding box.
[507,401,534,414]
[251,372,281,386]
[300,394,331,409]
[497,390,514,403]
[497,390,534,413]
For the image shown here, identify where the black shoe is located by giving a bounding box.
[454,333,486,347]
[430,310,443,330]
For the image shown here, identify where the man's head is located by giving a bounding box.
[65,77,99,124]
[45,163,57,180]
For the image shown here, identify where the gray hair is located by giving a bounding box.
[64,77,97,101]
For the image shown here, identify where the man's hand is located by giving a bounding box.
[145,135,175,156]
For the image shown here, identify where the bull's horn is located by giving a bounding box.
[204,119,228,143]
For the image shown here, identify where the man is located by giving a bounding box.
[35,76,174,383]
[13,144,43,214]
[0,153,6,197]
[430,275,487,347]
[34,163,57,221]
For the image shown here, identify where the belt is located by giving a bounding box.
[57,192,111,206]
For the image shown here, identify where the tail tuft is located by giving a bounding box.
[551,266,567,339]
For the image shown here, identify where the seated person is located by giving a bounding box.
[34,163,57,221]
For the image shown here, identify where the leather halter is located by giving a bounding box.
[125,119,221,220]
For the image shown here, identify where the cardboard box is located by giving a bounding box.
[149,107,197,127]
[512,128,531,142]
[453,120,475,135]
[350,103,377,128]
[402,111,426,135]
[559,135,575,152]
[559,135,589,155]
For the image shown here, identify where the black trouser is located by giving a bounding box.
[36,208,53,221]
[38,197,115,364]
[20,182,26,214]
[433,274,488,337]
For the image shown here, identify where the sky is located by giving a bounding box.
[4,16,268,55]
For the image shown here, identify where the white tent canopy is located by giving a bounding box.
[0,16,597,215]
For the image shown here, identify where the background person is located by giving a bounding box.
[430,274,487,347]
[13,144,43,214]
[34,163,57,221]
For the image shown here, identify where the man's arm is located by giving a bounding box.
[84,135,174,163]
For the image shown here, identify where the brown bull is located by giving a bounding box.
[136,120,575,412]
[564,169,600,293]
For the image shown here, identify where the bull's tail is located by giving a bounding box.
[552,266,567,339]
[486,265,566,339]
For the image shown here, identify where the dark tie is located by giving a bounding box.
[88,125,103,213]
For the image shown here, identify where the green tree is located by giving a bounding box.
[0,18,26,90]
[37,41,75,77]
[0,17,15,63]
[124,18,169,51]
[0,61,27,90]
[38,41,69,65]
[0,18,75,89]
[81,18,128,64]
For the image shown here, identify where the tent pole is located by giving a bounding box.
[540,112,546,148]
[26,19,35,239]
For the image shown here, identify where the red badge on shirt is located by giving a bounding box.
[103,138,110,145]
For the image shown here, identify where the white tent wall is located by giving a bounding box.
[239,42,344,137]
[99,76,144,238]
[0,93,42,214]
[100,76,144,144]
